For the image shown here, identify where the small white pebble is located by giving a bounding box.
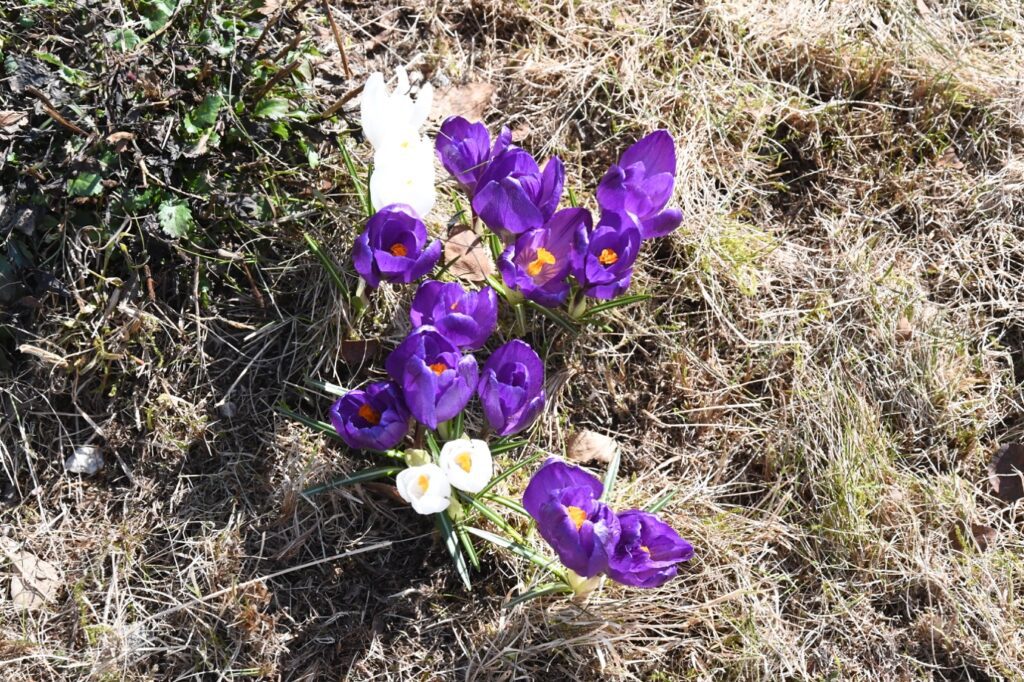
[64,445,104,476]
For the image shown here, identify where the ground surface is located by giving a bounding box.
[2,0,1024,680]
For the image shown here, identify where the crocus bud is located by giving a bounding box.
[606,510,694,588]
[477,340,545,436]
[395,463,451,515]
[439,438,492,494]
[596,130,682,239]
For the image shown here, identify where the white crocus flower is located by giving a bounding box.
[360,67,433,152]
[395,463,451,515]
[370,135,437,218]
[439,439,492,494]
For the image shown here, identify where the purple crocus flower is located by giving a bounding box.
[523,459,621,577]
[471,146,564,238]
[477,340,545,436]
[606,510,694,588]
[435,116,511,194]
[596,130,682,239]
[572,211,642,300]
[385,327,478,429]
[353,204,442,287]
[328,381,410,451]
[409,280,498,351]
[498,207,591,307]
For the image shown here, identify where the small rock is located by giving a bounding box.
[218,401,238,419]
[64,445,104,476]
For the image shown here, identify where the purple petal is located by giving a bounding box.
[522,459,603,519]
[640,208,683,239]
[620,129,676,177]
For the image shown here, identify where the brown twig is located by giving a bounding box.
[321,0,352,79]
[318,83,364,119]
[24,87,90,137]
[250,59,304,105]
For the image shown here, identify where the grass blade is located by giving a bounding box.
[456,523,481,570]
[644,489,676,514]
[338,142,370,217]
[601,446,621,503]
[460,494,524,542]
[277,403,343,441]
[303,466,402,496]
[438,511,472,590]
[466,526,564,580]
[479,450,542,495]
[304,377,348,397]
[505,582,572,609]
[481,493,528,517]
[304,232,348,297]
[490,438,529,455]
[582,294,650,319]
[525,300,578,334]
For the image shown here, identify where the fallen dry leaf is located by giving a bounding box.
[0,110,27,131]
[567,430,618,465]
[444,228,494,282]
[948,521,996,552]
[341,339,381,367]
[431,82,495,122]
[106,131,135,153]
[935,148,965,170]
[1,538,62,610]
[989,443,1024,503]
[895,316,913,342]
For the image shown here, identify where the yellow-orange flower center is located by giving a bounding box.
[455,451,473,473]
[566,505,587,530]
[429,361,447,375]
[450,301,459,311]
[598,248,619,266]
[389,243,408,257]
[640,545,651,555]
[357,403,381,425]
[526,248,556,277]
[417,474,430,493]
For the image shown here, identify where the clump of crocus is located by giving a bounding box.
[522,458,620,577]
[572,211,642,300]
[409,280,498,351]
[385,327,478,429]
[439,438,493,494]
[435,116,511,195]
[523,458,693,588]
[353,204,441,287]
[597,129,681,239]
[477,340,545,436]
[328,381,410,451]
[361,68,436,218]
[498,207,591,307]
[396,463,451,514]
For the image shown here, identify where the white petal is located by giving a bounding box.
[360,73,388,148]
[410,81,433,131]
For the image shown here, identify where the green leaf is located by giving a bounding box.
[140,0,177,32]
[481,493,528,517]
[276,403,343,441]
[505,582,572,609]
[157,201,195,239]
[303,467,403,496]
[600,447,621,503]
[303,233,348,297]
[456,524,481,570]
[582,294,651,319]
[67,172,103,197]
[490,438,529,456]
[338,141,370,217]
[184,93,223,134]
[466,527,564,580]
[105,28,141,52]
[525,300,578,334]
[459,494,524,543]
[644,489,676,514]
[438,512,472,590]
[479,450,541,496]
[254,97,291,120]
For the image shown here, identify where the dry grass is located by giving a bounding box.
[2,0,1024,679]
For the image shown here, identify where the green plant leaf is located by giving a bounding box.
[276,403,343,441]
[466,526,564,580]
[438,511,472,590]
[479,450,541,496]
[582,294,651,319]
[157,201,195,239]
[456,523,481,570]
[303,233,348,297]
[184,93,223,134]
[600,447,621,503]
[303,467,402,496]
[459,494,524,543]
[505,582,572,609]
[644,489,676,514]
[254,97,291,120]
[67,172,103,197]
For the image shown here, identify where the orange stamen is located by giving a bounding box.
[566,506,587,530]
[450,301,459,311]
[640,545,651,555]
[429,362,447,375]
[357,403,381,425]
[389,243,408,257]
[417,474,430,493]
[455,451,473,473]
[598,248,618,265]
[526,248,556,277]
